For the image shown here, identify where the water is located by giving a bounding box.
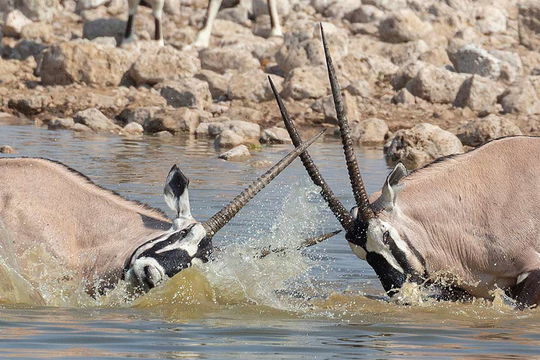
[0,124,539,359]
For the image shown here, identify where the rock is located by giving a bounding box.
[129,46,200,86]
[392,88,416,104]
[518,1,540,50]
[40,40,132,86]
[276,21,348,73]
[317,93,359,125]
[208,120,261,139]
[11,0,59,21]
[391,61,427,90]
[3,10,32,37]
[157,78,211,109]
[385,123,463,169]
[8,95,49,116]
[406,65,468,104]
[123,122,144,134]
[350,118,389,145]
[346,79,371,98]
[48,117,75,129]
[475,6,506,34]
[82,18,125,44]
[378,9,432,43]
[218,144,251,160]
[488,50,522,83]
[0,145,16,154]
[76,0,108,11]
[143,108,204,134]
[73,108,120,131]
[117,106,161,126]
[217,7,250,27]
[448,45,501,80]
[260,127,291,144]
[72,123,94,132]
[199,47,259,74]
[323,0,360,19]
[228,69,283,102]
[19,22,54,42]
[456,115,522,147]
[155,130,173,138]
[346,5,384,23]
[195,70,230,100]
[215,129,245,148]
[282,66,328,100]
[499,79,540,115]
[252,0,290,17]
[453,75,504,112]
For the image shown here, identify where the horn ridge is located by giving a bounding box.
[320,24,375,221]
[202,130,325,237]
[268,76,354,232]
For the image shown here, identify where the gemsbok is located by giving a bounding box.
[124,0,283,47]
[269,25,540,308]
[0,131,328,296]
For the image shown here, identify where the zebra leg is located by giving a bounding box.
[267,0,282,37]
[193,0,223,48]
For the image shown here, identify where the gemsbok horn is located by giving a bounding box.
[270,24,540,309]
[0,130,331,296]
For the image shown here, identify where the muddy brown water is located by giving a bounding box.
[0,124,539,359]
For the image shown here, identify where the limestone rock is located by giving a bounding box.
[3,10,32,38]
[117,106,161,126]
[350,118,389,145]
[215,129,245,148]
[0,145,17,154]
[518,1,540,50]
[123,122,144,134]
[199,47,259,74]
[48,117,75,129]
[391,61,427,90]
[195,70,230,100]
[72,123,94,132]
[378,9,432,43]
[73,108,120,131]
[346,5,384,23]
[144,108,204,134]
[475,6,507,35]
[40,40,132,86]
[499,79,540,115]
[282,66,328,100]
[276,21,348,73]
[457,115,522,147]
[157,78,211,109]
[227,69,283,102]
[260,127,291,144]
[129,46,200,86]
[406,65,468,104]
[252,0,290,17]
[384,123,463,169]
[453,75,504,112]
[207,120,261,140]
[392,88,416,104]
[11,0,59,21]
[218,144,251,160]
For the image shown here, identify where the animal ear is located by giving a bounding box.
[163,165,192,219]
[380,163,407,211]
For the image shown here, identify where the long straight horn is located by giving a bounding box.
[320,24,375,221]
[202,130,325,237]
[268,76,354,232]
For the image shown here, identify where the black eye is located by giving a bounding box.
[383,231,390,245]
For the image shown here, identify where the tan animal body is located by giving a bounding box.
[269,25,540,308]
[0,132,324,295]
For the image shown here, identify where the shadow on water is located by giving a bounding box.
[0,124,539,359]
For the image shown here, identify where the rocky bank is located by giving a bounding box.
[1,0,539,168]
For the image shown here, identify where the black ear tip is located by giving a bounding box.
[170,164,179,172]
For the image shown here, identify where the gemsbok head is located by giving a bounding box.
[269,25,540,309]
[0,131,329,296]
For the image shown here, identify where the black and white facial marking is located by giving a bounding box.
[346,164,427,295]
[124,223,211,292]
[124,165,210,292]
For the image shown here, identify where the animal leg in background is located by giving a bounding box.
[123,0,165,46]
[267,0,283,37]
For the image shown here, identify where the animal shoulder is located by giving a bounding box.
[0,157,169,221]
